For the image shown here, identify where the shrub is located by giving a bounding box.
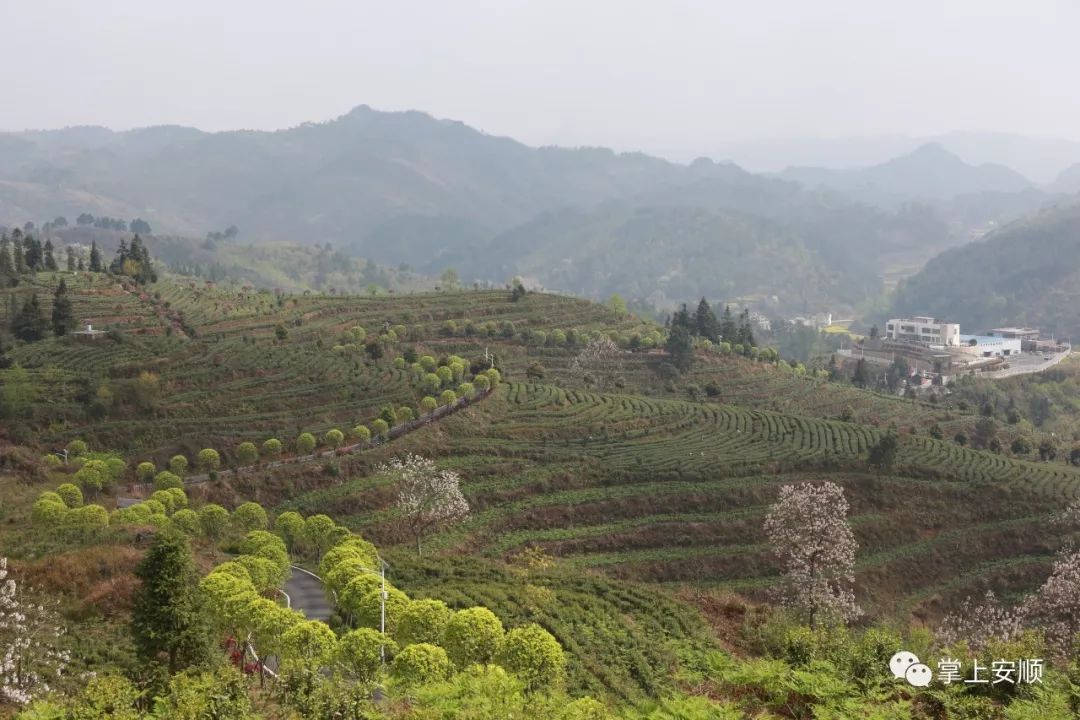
[1012,437,1033,455]
[261,438,283,457]
[136,461,156,482]
[319,536,379,578]
[458,382,476,400]
[439,390,457,407]
[390,643,451,686]
[397,406,414,422]
[153,471,183,491]
[150,490,180,515]
[67,439,88,456]
[357,586,410,635]
[422,373,442,394]
[104,458,126,481]
[63,504,109,528]
[443,607,505,667]
[336,628,394,682]
[32,498,68,525]
[236,442,258,466]
[171,509,200,535]
[197,448,221,472]
[302,514,347,560]
[296,432,317,455]
[396,598,452,646]
[324,429,345,449]
[352,425,372,443]
[74,460,110,495]
[559,697,611,720]
[498,623,567,691]
[420,396,438,414]
[338,574,385,617]
[274,511,306,552]
[164,487,188,510]
[168,454,188,476]
[199,504,230,539]
[370,419,389,439]
[233,502,268,534]
[281,620,339,666]
[474,375,490,392]
[143,499,167,516]
[56,483,83,508]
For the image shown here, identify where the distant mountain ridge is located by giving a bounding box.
[0,105,1028,312]
[780,142,1036,204]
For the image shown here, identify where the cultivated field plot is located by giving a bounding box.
[7,278,652,456]
[285,382,1080,619]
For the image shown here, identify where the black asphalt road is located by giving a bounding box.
[285,566,332,622]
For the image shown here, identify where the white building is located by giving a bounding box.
[885,317,961,347]
[958,335,1021,358]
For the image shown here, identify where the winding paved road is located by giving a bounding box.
[285,566,333,621]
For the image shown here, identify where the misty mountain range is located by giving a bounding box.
[1,105,1078,315]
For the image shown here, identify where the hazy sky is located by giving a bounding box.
[4,1,1080,153]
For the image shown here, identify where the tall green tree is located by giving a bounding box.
[43,239,58,271]
[11,293,48,341]
[23,235,43,271]
[719,304,736,343]
[65,246,75,272]
[89,241,102,272]
[693,297,719,342]
[666,326,694,372]
[0,234,12,276]
[131,531,212,673]
[12,233,26,273]
[671,303,691,330]
[51,279,76,336]
[737,308,756,347]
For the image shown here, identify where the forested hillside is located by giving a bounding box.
[894,201,1080,339]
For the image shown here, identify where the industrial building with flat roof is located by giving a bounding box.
[885,317,961,347]
[959,334,1022,357]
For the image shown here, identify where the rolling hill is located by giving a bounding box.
[893,200,1080,339]
[4,270,1076,626]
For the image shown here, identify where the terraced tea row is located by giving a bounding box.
[280,382,1077,619]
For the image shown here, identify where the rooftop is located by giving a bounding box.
[960,334,1018,344]
[989,327,1040,335]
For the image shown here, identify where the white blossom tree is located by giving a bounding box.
[763,482,862,627]
[386,454,469,555]
[1025,549,1080,657]
[0,558,69,705]
[937,590,1025,651]
[568,336,623,390]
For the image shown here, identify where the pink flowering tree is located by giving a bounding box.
[386,454,469,555]
[0,558,69,705]
[763,482,862,627]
